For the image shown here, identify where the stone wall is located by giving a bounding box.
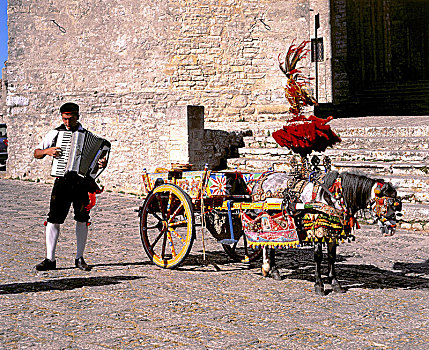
[0,68,6,119]
[4,0,332,193]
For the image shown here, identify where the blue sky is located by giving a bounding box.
[0,0,7,77]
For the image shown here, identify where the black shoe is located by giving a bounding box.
[75,257,91,271]
[35,258,56,271]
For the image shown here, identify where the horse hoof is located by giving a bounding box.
[269,268,282,281]
[314,285,325,296]
[332,284,346,293]
[262,266,270,278]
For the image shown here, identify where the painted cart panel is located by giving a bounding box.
[142,169,264,200]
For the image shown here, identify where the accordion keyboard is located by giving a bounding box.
[51,131,73,177]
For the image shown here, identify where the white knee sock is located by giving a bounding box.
[46,222,60,261]
[75,221,88,259]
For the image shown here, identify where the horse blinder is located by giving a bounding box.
[371,182,402,236]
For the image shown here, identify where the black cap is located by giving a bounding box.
[60,102,79,114]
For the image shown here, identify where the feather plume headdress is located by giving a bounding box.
[273,41,341,156]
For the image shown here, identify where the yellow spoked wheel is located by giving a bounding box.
[140,184,195,269]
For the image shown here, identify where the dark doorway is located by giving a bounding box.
[325,0,429,117]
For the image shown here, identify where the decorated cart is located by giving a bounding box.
[139,165,268,268]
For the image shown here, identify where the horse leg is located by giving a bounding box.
[262,246,270,277]
[314,242,325,295]
[268,247,281,280]
[327,241,346,293]
[261,247,281,280]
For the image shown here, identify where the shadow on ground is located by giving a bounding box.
[264,248,429,291]
[0,275,144,295]
[176,247,429,291]
[90,261,153,269]
[392,260,429,275]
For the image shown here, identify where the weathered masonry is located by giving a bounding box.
[1,0,428,193]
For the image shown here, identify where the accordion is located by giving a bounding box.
[51,130,111,179]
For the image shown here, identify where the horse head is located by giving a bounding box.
[371,180,402,236]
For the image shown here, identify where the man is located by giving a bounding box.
[34,102,107,271]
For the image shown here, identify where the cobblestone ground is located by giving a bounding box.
[0,178,428,349]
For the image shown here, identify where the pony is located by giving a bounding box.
[251,170,402,295]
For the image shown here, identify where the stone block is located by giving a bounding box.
[256,105,289,114]
[411,223,424,231]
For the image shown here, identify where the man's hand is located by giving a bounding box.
[46,147,62,158]
[34,147,61,159]
[98,157,108,168]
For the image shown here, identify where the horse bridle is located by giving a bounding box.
[369,182,402,236]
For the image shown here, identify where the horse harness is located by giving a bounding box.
[252,170,400,242]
